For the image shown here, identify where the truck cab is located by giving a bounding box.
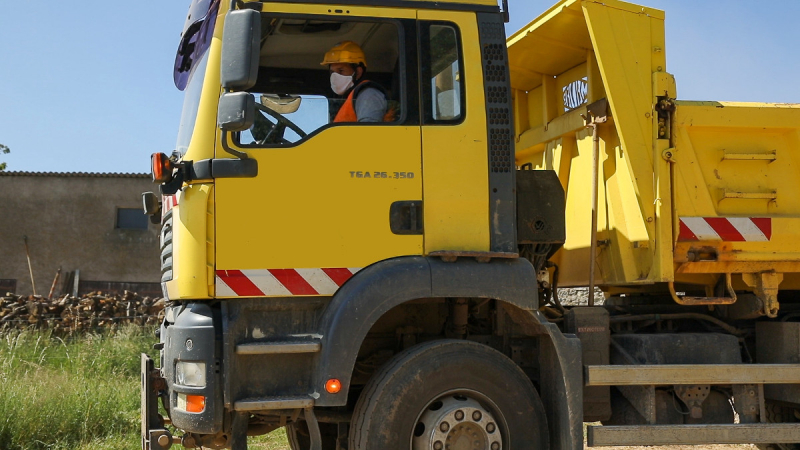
[143,1,570,449]
[159,0,516,306]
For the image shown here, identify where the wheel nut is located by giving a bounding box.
[472,411,482,421]
[455,410,465,421]
[440,421,450,432]
[486,422,496,433]
[491,443,500,450]
[434,441,443,450]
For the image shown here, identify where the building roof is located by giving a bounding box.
[0,171,149,178]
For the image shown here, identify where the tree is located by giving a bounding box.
[0,144,9,171]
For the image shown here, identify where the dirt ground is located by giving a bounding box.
[594,446,756,450]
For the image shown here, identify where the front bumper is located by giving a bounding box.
[142,303,223,450]
[162,303,224,434]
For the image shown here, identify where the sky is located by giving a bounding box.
[0,0,798,174]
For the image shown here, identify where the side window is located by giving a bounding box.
[420,22,464,124]
[236,17,404,148]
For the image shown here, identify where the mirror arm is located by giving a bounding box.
[229,0,247,12]
[221,131,249,159]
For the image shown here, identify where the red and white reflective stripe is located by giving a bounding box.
[162,194,178,217]
[678,217,771,242]
[216,268,361,297]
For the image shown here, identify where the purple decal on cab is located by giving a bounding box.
[173,0,220,91]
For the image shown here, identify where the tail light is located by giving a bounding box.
[151,153,175,183]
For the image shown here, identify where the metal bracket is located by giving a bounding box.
[142,354,172,450]
[221,131,249,159]
[669,273,737,306]
[620,385,657,424]
[741,272,783,318]
[732,384,761,424]
[674,385,710,419]
[305,408,322,450]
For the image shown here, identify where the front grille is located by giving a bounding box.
[160,210,174,283]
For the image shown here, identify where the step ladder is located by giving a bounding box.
[232,338,321,412]
[585,364,800,446]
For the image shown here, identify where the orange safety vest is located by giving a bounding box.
[333,81,396,123]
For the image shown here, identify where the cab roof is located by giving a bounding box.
[243,0,500,10]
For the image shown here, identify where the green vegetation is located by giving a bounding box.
[0,326,153,449]
[0,143,9,171]
[0,326,289,449]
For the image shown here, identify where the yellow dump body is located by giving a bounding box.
[509,0,800,312]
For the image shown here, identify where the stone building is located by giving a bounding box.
[0,172,161,296]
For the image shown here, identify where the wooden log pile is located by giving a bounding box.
[0,291,164,332]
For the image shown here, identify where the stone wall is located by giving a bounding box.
[0,172,161,295]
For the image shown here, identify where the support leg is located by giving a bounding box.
[230,412,249,450]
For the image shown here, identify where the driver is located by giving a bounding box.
[321,41,395,123]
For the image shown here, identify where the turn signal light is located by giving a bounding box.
[325,379,342,394]
[151,152,174,183]
[177,393,206,413]
[186,395,206,413]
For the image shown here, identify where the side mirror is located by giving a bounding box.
[218,92,255,131]
[220,9,261,91]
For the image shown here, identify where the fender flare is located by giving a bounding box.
[313,255,539,406]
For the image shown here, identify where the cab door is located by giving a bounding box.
[418,10,491,254]
[214,8,421,297]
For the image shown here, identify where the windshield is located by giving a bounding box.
[175,51,210,154]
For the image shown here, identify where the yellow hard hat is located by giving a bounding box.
[321,41,367,67]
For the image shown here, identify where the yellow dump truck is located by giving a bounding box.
[141,0,800,449]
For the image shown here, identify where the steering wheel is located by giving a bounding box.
[255,103,307,145]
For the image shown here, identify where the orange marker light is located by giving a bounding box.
[186,395,206,413]
[151,152,173,183]
[325,379,342,394]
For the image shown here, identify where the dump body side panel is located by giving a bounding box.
[672,101,800,289]
[508,0,800,301]
[509,0,669,288]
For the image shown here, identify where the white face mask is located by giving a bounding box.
[330,72,354,95]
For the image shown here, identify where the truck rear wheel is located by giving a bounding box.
[756,401,800,450]
[349,339,549,450]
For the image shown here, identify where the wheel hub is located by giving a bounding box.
[413,395,503,450]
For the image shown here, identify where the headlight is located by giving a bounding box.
[176,361,206,387]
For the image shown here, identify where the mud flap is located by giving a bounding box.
[141,353,173,450]
[503,307,584,450]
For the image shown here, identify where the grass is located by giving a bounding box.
[0,325,291,450]
[0,325,758,450]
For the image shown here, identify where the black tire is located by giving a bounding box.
[349,339,549,450]
[286,421,338,450]
[756,401,800,450]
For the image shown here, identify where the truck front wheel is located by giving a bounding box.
[349,340,549,450]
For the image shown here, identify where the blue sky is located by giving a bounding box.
[0,0,797,174]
